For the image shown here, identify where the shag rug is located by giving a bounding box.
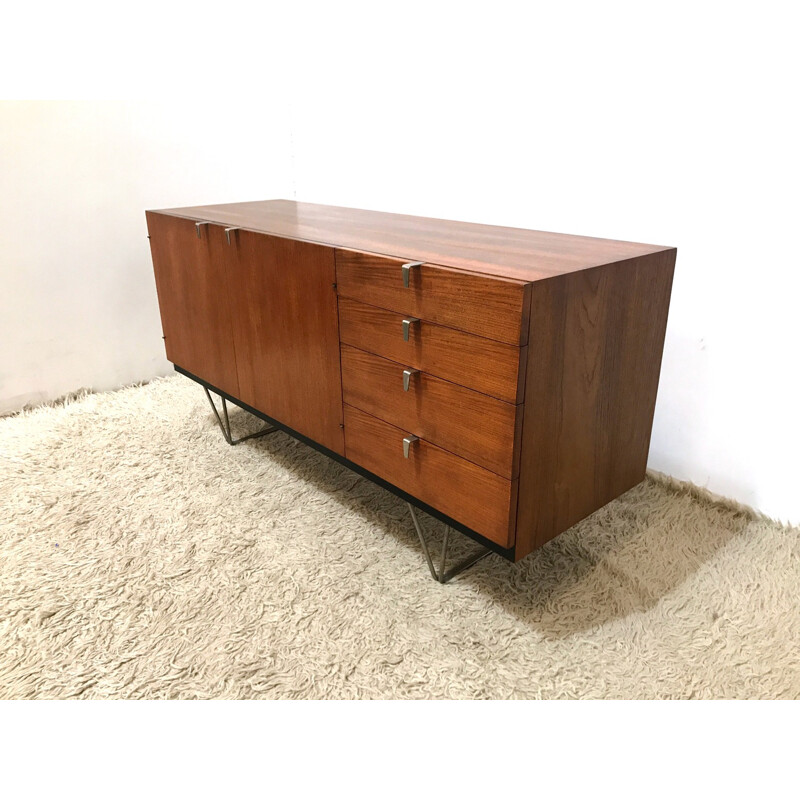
[1,376,798,699]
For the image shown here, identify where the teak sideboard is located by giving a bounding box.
[146,200,675,580]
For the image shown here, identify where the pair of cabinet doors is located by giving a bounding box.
[146,213,345,455]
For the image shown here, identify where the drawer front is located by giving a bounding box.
[343,404,517,548]
[338,297,525,403]
[335,249,529,346]
[341,345,521,479]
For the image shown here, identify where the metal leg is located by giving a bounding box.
[407,503,491,583]
[203,387,278,446]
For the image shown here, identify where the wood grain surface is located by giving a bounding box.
[343,404,517,547]
[335,249,530,345]
[146,213,240,397]
[150,199,674,282]
[337,297,525,403]
[340,345,521,479]
[514,249,676,559]
[147,201,677,563]
[224,230,345,455]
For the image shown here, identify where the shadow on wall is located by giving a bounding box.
[220,403,750,637]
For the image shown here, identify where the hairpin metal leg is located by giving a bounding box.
[203,387,278,446]
[407,503,491,583]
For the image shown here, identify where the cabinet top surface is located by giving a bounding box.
[150,199,675,282]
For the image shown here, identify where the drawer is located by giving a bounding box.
[335,248,530,346]
[338,297,526,403]
[341,345,521,479]
[343,404,517,548]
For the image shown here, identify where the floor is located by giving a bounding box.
[1,376,798,699]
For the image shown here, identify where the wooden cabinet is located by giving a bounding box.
[147,200,676,562]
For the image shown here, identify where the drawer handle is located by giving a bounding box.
[195,221,210,239]
[402,368,419,392]
[402,318,419,341]
[402,261,423,288]
[224,227,240,245]
[403,434,419,458]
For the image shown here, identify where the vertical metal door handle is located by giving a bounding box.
[403,368,419,391]
[224,227,240,245]
[195,221,210,238]
[402,318,419,341]
[403,435,419,458]
[402,261,423,288]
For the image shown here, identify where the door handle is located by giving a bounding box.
[402,318,419,341]
[402,261,423,288]
[403,368,419,392]
[403,434,419,458]
[195,221,210,238]
[224,227,240,245]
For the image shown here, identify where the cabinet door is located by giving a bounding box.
[147,212,239,397]
[226,230,345,455]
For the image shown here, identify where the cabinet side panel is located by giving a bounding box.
[515,250,676,560]
[146,211,240,397]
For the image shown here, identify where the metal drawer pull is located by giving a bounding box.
[224,227,240,245]
[402,261,423,288]
[402,318,419,341]
[403,434,419,459]
[403,368,419,392]
[195,221,210,238]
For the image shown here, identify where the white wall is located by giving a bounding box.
[0,101,294,413]
[2,2,797,523]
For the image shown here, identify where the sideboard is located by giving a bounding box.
[146,200,675,582]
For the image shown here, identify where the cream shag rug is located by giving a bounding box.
[1,377,798,699]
